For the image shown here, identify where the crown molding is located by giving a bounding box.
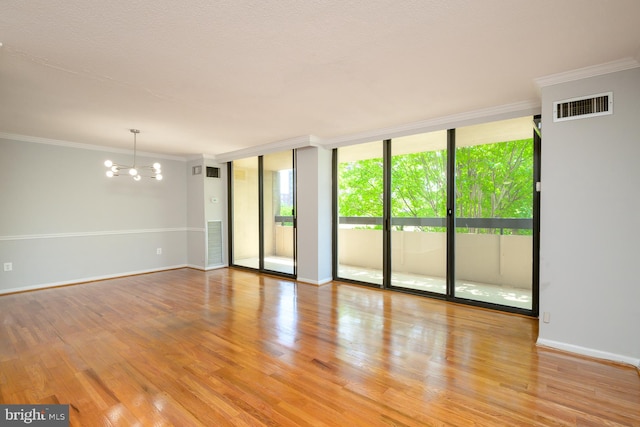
[185,154,204,162]
[206,101,540,158]
[320,100,541,149]
[534,57,640,88]
[213,134,320,163]
[0,132,187,161]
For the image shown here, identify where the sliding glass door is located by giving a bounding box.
[263,151,295,275]
[454,117,535,309]
[232,157,260,269]
[336,141,384,286]
[334,116,539,315]
[390,131,448,294]
[231,151,296,277]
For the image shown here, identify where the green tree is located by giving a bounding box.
[337,138,533,235]
[390,150,447,231]
[338,158,384,218]
[455,139,532,220]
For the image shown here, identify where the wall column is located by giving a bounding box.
[296,146,332,284]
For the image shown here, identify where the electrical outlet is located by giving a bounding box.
[543,312,550,323]
[3,262,12,272]
[156,248,162,255]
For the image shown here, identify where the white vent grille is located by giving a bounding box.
[553,92,612,122]
[207,220,223,267]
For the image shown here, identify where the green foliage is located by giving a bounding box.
[338,138,533,235]
[278,203,294,226]
[279,203,294,217]
[338,158,384,218]
[392,150,448,218]
[455,139,533,220]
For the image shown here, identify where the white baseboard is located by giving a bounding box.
[296,276,333,286]
[0,265,188,295]
[537,338,640,368]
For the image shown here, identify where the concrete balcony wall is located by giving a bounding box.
[274,225,532,288]
[337,227,383,270]
[391,230,447,279]
[455,233,531,288]
[273,224,294,257]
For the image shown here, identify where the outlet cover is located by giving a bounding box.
[156,248,162,255]
[4,262,12,272]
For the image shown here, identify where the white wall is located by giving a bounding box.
[0,138,188,293]
[296,146,333,284]
[538,67,640,366]
[187,159,228,269]
[186,159,206,268]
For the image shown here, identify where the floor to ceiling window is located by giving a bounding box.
[263,151,296,275]
[334,116,539,315]
[454,118,535,310]
[230,151,296,277]
[390,131,448,294]
[231,157,260,270]
[335,141,384,286]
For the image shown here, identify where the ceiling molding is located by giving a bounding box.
[0,132,187,161]
[185,154,205,162]
[534,57,640,88]
[320,100,541,150]
[213,135,320,163]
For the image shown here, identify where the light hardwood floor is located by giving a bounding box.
[1,268,638,426]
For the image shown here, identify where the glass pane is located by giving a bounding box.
[232,157,259,269]
[263,151,295,275]
[337,141,384,285]
[390,131,447,294]
[454,116,533,309]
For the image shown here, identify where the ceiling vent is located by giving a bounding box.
[553,92,613,122]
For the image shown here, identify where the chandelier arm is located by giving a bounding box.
[132,130,137,167]
[104,129,161,181]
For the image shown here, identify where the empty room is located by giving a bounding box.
[1,1,639,425]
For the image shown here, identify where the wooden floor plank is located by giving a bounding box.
[1,267,638,426]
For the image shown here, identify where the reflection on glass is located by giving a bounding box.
[232,157,259,269]
[390,131,448,294]
[263,152,295,275]
[454,116,534,309]
[336,141,384,285]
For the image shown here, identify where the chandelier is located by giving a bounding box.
[104,129,162,181]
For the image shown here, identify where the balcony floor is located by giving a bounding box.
[339,264,532,310]
[234,256,295,275]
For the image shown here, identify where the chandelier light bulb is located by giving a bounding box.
[103,130,163,182]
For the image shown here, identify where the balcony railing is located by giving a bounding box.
[275,216,532,234]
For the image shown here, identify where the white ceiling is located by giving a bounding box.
[1,0,639,158]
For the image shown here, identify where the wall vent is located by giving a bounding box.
[553,92,612,122]
[206,166,220,178]
[207,220,223,267]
